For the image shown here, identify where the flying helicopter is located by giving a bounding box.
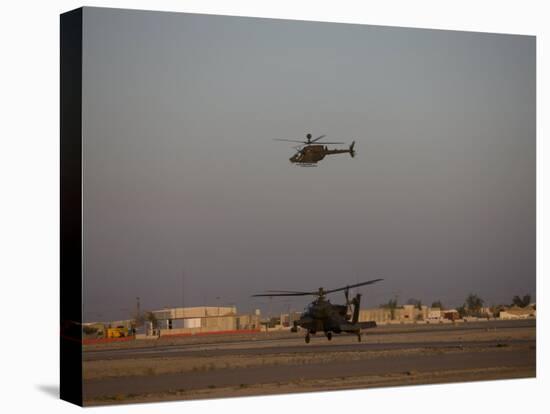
[274,133,355,166]
[252,278,383,343]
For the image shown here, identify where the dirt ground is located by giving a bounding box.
[87,366,535,405]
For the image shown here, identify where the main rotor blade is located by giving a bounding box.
[266,290,313,294]
[252,279,383,298]
[310,134,326,143]
[273,139,307,144]
[323,278,384,295]
[310,141,345,145]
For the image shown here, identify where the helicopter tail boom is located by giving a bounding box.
[358,321,377,329]
[321,140,356,158]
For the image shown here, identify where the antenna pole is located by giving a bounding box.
[181,270,189,307]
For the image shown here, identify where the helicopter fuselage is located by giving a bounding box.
[290,144,353,165]
[292,294,370,339]
[252,278,381,343]
[297,299,349,333]
[274,133,355,165]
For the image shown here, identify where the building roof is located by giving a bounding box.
[502,306,535,315]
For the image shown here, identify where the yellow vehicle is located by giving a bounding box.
[106,327,129,338]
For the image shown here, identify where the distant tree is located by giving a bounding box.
[381,297,399,320]
[381,297,398,309]
[512,294,531,308]
[456,305,467,318]
[465,293,484,316]
[431,300,443,309]
[405,298,423,310]
[145,311,158,329]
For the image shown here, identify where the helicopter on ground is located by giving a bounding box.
[274,133,355,166]
[252,278,382,343]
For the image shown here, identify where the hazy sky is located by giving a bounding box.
[81,7,535,322]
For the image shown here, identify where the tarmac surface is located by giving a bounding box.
[82,319,536,404]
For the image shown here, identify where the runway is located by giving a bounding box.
[82,319,536,405]
[84,319,535,360]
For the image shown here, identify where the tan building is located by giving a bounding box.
[151,306,260,336]
[499,305,536,320]
[236,313,262,330]
[360,306,438,324]
[427,307,442,320]
[153,305,236,320]
[358,308,393,323]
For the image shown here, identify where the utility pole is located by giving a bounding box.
[181,270,189,308]
[134,297,141,334]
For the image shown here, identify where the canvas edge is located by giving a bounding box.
[60,6,83,407]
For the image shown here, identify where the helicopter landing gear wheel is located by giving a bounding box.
[305,333,311,344]
[327,332,332,341]
[357,332,362,342]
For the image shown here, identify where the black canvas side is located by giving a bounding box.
[60,7,83,407]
